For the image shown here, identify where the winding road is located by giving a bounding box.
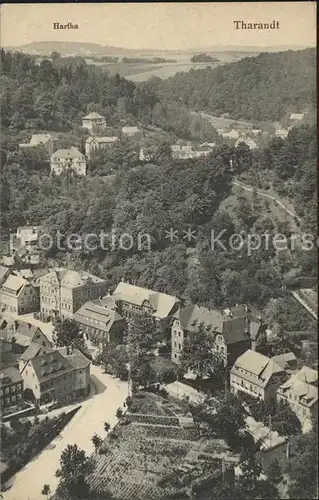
[232,180,302,222]
[3,366,128,500]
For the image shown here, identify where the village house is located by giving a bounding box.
[19,342,54,372]
[271,352,298,373]
[112,281,180,336]
[10,226,43,254]
[0,367,24,408]
[220,129,239,140]
[275,128,289,139]
[0,317,52,354]
[290,113,304,122]
[223,304,267,351]
[82,112,106,133]
[277,366,318,432]
[85,136,119,159]
[50,147,87,176]
[235,136,257,150]
[39,268,108,322]
[74,296,125,349]
[20,345,90,406]
[122,126,140,137]
[0,275,39,315]
[171,305,251,367]
[170,144,212,160]
[251,129,262,136]
[230,349,288,401]
[19,134,55,156]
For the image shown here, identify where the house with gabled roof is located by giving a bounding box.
[39,268,108,321]
[230,349,288,401]
[113,281,180,336]
[20,346,90,406]
[74,296,125,348]
[82,112,106,133]
[277,366,318,432]
[171,305,251,367]
[0,275,39,315]
[0,317,52,354]
[50,147,87,176]
[85,136,119,158]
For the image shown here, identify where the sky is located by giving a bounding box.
[1,2,316,50]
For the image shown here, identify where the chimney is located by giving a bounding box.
[28,323,32,329]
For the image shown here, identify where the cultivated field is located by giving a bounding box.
[86,51,252,82]
[88,392,236,499]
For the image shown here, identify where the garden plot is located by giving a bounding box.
[88,420,196,499]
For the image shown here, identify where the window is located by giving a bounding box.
[178,343,181,350]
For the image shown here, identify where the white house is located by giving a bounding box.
[50,148,87,176]
[82,112,106,133]
[19,134,55,155]
[220,129,239,140]
[290,113,304,122]
[275,129,289,139]
[122,126,140,136]
[85,136,118,158]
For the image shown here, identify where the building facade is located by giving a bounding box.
[112,281,180,336]
[0,275,39,315]
[82,112,106,133]
[74,297,125,349]
[85,136,119,159]
[230,349,288,401]
[0,367,24,408]
[20,346,90,406]
[171,305,251,367]
[277,366,318,432]
[50,148,87,176]
[39,268,108,321]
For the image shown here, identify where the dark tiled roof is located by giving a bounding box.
[58,347,91,370]
[222,317,250,345]
[20,342,54,361]
[0,366,23,386]
[30,350,74,382]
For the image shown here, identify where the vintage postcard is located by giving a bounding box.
[0,2,317,500]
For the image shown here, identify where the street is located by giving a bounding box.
[3,365,128,500]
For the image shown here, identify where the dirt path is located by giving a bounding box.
[232,180,302,222]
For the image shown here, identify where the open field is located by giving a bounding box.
[85,50,252,81]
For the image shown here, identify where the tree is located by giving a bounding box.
[127,312,156,356]
[180,324,224,379]
[212,393,247,448]
[267,458,283,485]
[286,431,318,499]
[55,444,95,498]
[104,421,111,435]
[91,433,103,450]
[237,450,263,498]
[53,319,85,352]
[41,484,51,498]
[272,400,301,436]
[116,407,123,419]
[131,358,156,388]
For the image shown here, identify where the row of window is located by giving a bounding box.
[0,383,22,395]
[1,393,22,406]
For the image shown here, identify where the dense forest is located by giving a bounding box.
[151,48,316,121]
[0,49,218,148]
[0,49,316,333]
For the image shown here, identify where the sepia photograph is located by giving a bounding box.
[0,2,317,499]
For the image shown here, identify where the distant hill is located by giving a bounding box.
[154,48,316,122]
[3,41,177,57]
